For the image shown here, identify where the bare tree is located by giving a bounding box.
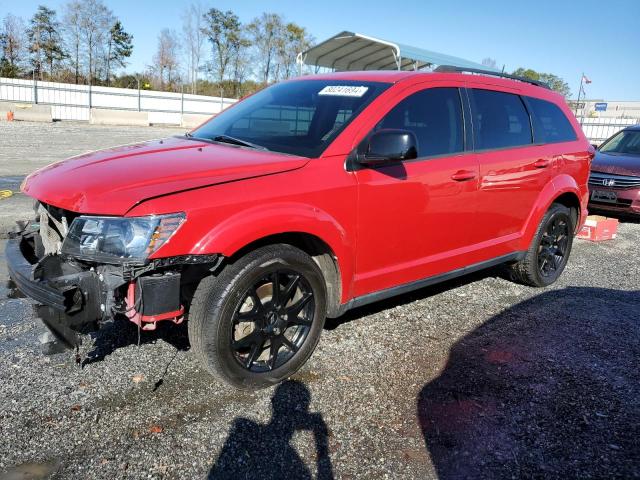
[247,13,283,84]
[152,28,180,89]
[63,1,82,83]
[77,0,114,83]
[181,2,205,94]
[0,14,27,77]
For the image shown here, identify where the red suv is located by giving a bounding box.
[7,67,592,388]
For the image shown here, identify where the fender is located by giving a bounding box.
[518,173,584,251]
[194,202,354,303]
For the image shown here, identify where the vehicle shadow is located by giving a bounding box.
[81,315,189,367]
[416,286,640,479]
[326,266,505,330]
[208,380,334,480]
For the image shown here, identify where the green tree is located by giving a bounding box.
[106,20,133,84]
[276,22,313,80]
[28,5,66,79]
[202,8,243,85]
[247,13,283,84]
[512,67,571,98]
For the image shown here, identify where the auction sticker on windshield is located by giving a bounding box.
[318,86,369,97]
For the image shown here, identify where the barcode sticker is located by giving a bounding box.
[318,86,369,97]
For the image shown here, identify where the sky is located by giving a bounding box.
[2,0,639,100]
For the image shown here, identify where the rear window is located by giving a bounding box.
[469,89,532,150]
[526,97,577,144]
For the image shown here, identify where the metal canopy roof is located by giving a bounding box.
[297,31,496,72]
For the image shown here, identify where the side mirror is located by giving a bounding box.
[591,143,600,151]
[359,129,418,166]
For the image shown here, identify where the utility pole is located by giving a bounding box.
[575,72,584,118]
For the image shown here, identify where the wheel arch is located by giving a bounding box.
[194,203,353,317]
[226,232,344,318]
[520,175,584,249]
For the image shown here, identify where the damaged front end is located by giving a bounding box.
[6,202,219,351]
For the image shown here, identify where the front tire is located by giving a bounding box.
[188,244,327,389]
[509,203,575,287]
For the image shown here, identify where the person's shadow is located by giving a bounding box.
[417,287,640,479]
[209,380,334,480]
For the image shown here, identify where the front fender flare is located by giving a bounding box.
[194,202,354,302]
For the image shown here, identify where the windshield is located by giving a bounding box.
[599,129,640,155]
[190,80,390,157]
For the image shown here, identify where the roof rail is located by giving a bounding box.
[434,65,551,90]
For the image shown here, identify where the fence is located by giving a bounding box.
[0,77,236,124]
[577,117,639,145]
[1,77,638,142]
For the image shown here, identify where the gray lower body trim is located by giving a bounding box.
[337,251,525,316]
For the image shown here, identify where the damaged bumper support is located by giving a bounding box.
[6,237,101,348]
[6,234,219,350]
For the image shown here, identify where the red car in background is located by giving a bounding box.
[7,67,592,389]
[589,125,640,215]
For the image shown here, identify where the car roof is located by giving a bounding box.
[294,70,558,97]
[624,124,640,131]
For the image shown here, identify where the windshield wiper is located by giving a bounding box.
[212,134,268,151]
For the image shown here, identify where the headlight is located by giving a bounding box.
[62,213,185,263]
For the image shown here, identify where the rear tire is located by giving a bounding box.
[509,203,574,287]
[188,244,327,389]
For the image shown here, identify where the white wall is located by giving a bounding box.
[0,77,237,123]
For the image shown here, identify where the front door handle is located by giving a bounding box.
[533,158,551,168]
[451,170,476,181]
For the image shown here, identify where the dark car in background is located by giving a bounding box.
[589,125,640,215]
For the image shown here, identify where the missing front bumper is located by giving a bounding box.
[6,237,102,349]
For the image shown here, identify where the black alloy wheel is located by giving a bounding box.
[188,244,327,389]
[508,203,575,287]
[537,216,570,278]
[231,270,315,372]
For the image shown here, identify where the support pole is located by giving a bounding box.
[575,72,584,118]
[32,70,38,104]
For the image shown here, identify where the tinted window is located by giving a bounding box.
[191,80,390,157]
[599,129,640,155]
[373,87,464,157]
[526,97,577,143]
[470,89,532,150]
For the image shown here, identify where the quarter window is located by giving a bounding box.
[373,87,464,158]
[526,97,577,143]
[469,89,532,150]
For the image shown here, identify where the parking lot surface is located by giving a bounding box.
[0,122,639,479]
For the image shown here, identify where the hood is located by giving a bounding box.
[591,151,640,177]
[22,136,308,215]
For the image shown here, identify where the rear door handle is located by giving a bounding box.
[451,170,476,181]
[533,159,551,168]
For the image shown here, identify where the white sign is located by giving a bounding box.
[318,86,369,97]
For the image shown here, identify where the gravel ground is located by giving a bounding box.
[0,122,639,479]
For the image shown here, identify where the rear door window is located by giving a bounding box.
[372,87,464,158]
[469,89,532,150]
[526,97,577,143]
